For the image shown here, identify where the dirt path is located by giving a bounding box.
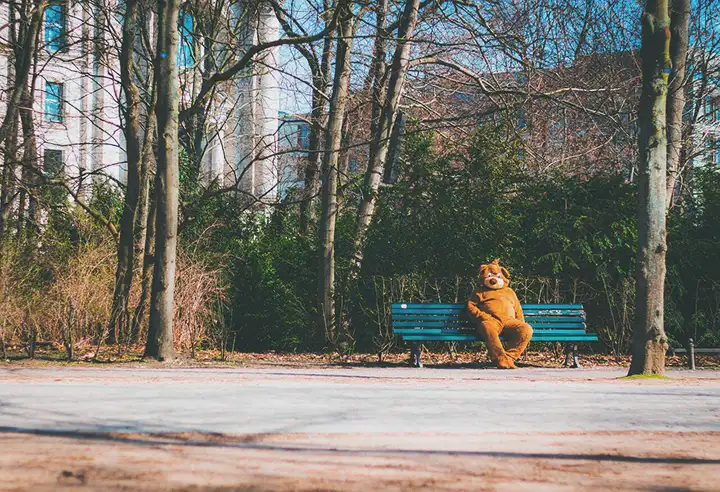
[2,431,719,491]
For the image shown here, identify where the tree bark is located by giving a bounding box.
[0,113,18,241]
[134,104,157,264]
[132,175,156,342]
[665,0,689,209]
[318,8,354,344]
[108,0,143,346]
[629,0,671,376]
[18,84,39,237]
[351,0,420,273]
[145,0,181,361]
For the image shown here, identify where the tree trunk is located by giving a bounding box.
[18,84,39,237]
[318,9,354,344]
[352,0,420,273]
[299,36,333,235]
[108,0,142,346]
[2,0,44,239]
[629,0,671,376]
[135,106,157,263]
[0,113,18,241]
[665,0,689,209]
[145,0,181,361]
[132,179,156,343]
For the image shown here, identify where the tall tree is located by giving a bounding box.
[145,0,182,361]
[665,0,689,209]
[318,5,354,344]
[629,0,671,376]
[352,0,420,273]
[107,0,144,345]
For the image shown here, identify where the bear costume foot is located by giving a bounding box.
[496,355,518,369]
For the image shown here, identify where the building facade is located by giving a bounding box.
[0,1,285,202]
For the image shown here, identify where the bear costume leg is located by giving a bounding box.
[502,320,533,362]
[475,318,516,369]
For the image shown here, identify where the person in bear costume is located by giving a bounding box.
[467,259,533,369]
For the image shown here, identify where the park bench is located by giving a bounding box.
[391,303,598,368]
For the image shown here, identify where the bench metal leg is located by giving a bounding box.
[564,344,581,369]
[410,342,423,368]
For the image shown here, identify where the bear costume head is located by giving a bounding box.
[478,259,511,290]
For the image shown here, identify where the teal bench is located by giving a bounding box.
[391,303,598,368]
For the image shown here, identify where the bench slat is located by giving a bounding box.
[401,335,480,341]
[400,334,599,342]
[522,304,584,310]
[531,335,598,342]
[523,316,586,322]
[391,308,465,315]
[391,303,583,309]
[392,303,466,309]
[391,308,584,316]
[391,315,467,321]
[393,322,586,330]
[395,329,590,336]
[391,314,586,323]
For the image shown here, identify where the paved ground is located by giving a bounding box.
[1,366,719,434]
[1,366,719,490]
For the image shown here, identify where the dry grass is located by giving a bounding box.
[0,241,228,360]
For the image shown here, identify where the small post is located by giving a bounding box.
[688,338,696,370]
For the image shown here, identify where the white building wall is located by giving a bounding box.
[0,0,124,194]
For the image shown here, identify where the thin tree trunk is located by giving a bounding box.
[299,39,332,234]
[145,0,181,361]
[135,107,157,263]
[19,84,39,238]
[367,0,389,163]
[286,7,333,235]
[352,0,420,273]
[318,9,354,344]
[108,0,143,346]
[665,0,689,209]
[0,114,18,241]
[629,0,671,376]
[132,178,156,342]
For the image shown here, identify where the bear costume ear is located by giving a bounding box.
[501,266,511,279]
[478,264,488,277]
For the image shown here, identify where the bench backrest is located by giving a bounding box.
[391,303,586,331]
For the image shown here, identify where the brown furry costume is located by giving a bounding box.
[467,259,533,369]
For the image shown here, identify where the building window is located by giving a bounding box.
[298,124,310,150]
[178,10,194,68]
[45,82,64,123]
[44,149,64,177]
[45,2,67,52]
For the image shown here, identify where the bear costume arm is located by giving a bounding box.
[467,291,486,320]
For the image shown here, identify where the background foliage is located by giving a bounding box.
[2,124,719,358]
